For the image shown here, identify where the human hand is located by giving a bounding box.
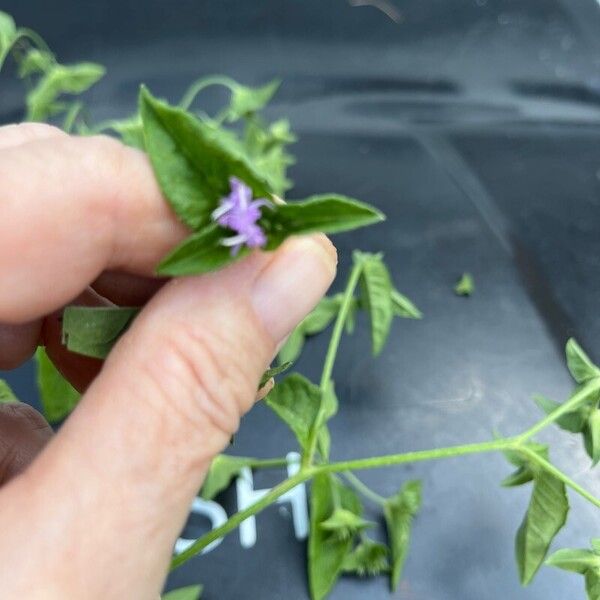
[0,123,336,598]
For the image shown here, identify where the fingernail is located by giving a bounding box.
[252,235,337,343]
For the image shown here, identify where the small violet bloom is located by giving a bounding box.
[211,177,272,255]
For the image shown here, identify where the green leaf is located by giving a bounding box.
[533,394,587,433]
[309,473,362,600]
[265,196,384,247]
[0,379,18,404]
[162,584,203,600]
[454,273,474,296]
[0,11,16,57]
[277,295,345,365]
[200,455,252,500]
[585,410,600,466]
[18,49,54,78]
[384,479,422,590]
[320,508,373,541]
[35,348,80,422]
[227,80,281,122]
[592,539,600,555]
[566,338,600,384]
[391,289,422,319]
[139,86,271,230]
[26,62,105,121]
[242,117,295,195]
[586,570,600,600]
[277,328,305,365]
[342,539,390,576]
[259,362,292,389]
[355,252,393,356]
[62,306,139,359]
[264,374,324,452]
[515,469,569,585]
[157,224,248,276]
[546,548,600,574]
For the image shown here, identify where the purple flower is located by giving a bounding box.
[212,177,271,255]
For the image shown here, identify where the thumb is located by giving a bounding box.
[0,235,336,599]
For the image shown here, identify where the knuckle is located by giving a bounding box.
[136,320,257,440]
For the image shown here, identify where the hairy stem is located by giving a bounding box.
[343,471,386,506]
[179,75,237,110]
[303,260,363,467]
[519,446,600,509]
[170,468,314,569]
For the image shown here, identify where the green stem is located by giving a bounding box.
[517,379,600,443]
[248,457,291,470]
[303,261,363,467]
[343,471,386,506]
[169,433,600,571]
[179,75,237,110]
[322,439,513,472]
[170,468,315,569]
[519,446,600,509]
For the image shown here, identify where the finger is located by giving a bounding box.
[0,234,336,598]
[0,320,42,370]
[0,402,53,486]
[92,271,166,306]
[0,133,188,323]
[0,122,66,151]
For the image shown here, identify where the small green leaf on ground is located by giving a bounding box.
[454,273,474,297]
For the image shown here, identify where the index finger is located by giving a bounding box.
[0,132,188,323]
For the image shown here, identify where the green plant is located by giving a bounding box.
[0,11,599,600]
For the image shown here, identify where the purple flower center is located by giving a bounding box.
[212,177,271,255]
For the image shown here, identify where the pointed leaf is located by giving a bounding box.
[533,394,587,433]
[265,196,384,247]
[0,379,18,404]
[546,548,600,574]
[139,86,271,229]
[566,338,600,384]
[384,479,422,590]
[227,80,280,121]
[277,327,305,365]
[18,49,54,78]
[586,411,600,466]
[62,306,139,359]
[355,252,393,356]
[259,362,292,389]
[35,348,80,422]
[265,374,322,452]
[309,473,361,600]
[200,455,253,500]
[586,570,600,600]
[515,470,569,585]
[157,224,247,276]
[26,62,105,121]
[342,539,390,576]
[391,289,422,319]
[162,584,203,600]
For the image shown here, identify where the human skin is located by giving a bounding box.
[0,123,337,599]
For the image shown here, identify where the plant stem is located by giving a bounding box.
[321,439,514,472]
[170,468,315,570]
[319,261,363,391]
[519,446,600,509]
[179,75,237,110]
[303,260,363,468]
[170,432,600,571]
[248,457,291,470]
[343,471,386,506]
[517,379,600,443]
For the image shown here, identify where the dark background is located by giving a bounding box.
[2,1,600,598]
